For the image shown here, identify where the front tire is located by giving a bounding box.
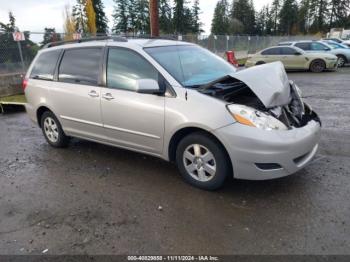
[176,132,231,191]
[41,111,69,148]
[337,55,347,67]
[310,59,326,73]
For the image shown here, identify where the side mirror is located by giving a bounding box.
[135,79,161,94]
[325,48,331,51]
[295,52,302,56]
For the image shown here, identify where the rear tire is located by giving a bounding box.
[310,59,326,73]
[176,132,231,191]
[41,111,69,148]
[337,55,347,67]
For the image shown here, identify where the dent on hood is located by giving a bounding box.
[231,62,291,108]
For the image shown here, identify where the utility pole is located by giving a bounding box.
[149,0,160,37]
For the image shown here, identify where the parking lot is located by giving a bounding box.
[0,68,349,255]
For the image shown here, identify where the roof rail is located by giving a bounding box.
[42,36,127,49]
[126,35,178,41]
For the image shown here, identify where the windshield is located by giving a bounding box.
[329,42,349,49]
[145,45,237,88]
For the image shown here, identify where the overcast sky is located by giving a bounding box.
[0,0,272,36]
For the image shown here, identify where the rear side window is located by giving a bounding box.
[58,48,102,85]
[281,47,297,55]
[261,48,281,55]
[30,50,61,80]
[107,48,158,91]
[295,43,311,50]
[311,42,328,51]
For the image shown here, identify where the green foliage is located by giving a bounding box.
[0,12,38,66]
[72,0,87,33]
[231,0,256,34]
[210,0,350,36]
[191,0,203,34]
[41,28,62,46]
[112,0,129,33]
[309,0,330,33]
[92,0,108,34]
[211,0,230,35]
[112,0,150,35]
[112,0,202,35]
[159,0,173,34]
[279,0,299,35]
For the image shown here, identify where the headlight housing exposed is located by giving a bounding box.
[227,104,288,131]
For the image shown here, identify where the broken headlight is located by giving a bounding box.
[227,104,288,131]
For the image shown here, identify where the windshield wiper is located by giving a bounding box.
[198,75,232,91]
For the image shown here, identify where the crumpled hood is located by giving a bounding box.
[230,62,291,108]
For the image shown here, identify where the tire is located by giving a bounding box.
[40,111,69,148]
[256,61,266,66]
[336,55,347,67]
[310,59,326,73]
[176,132,231,191]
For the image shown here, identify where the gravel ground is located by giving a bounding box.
[0,68,349,255]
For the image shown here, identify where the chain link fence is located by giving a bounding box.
[0,32,320,75]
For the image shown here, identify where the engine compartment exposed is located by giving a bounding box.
[198,77,321,129]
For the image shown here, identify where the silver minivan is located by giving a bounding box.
[24,37,321,190]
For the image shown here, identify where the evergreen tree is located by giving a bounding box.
[298,0,312,34]
[329,0,350,28]
[270,0,281,34]
[279,0,299,35]
[173,0,185,34]
[159,0,173,34]
[134,0,150,34]
[183,6,194,34]
[112,0,129,34]
[309,0,329,33]
[191,0,203,34]
[92,0,108,34]
[230,0,256,34]
[256,5,270,35]
[72,0,87,33]
[211,0,230,35]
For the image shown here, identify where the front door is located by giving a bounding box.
[280,47,306,69]
[101,47,165,155]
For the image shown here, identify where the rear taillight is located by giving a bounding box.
[22,78,28,90]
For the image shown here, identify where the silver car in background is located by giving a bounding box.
[24,38,321,190]
[279,40,350,67]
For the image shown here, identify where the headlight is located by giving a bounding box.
[227,104,288,131]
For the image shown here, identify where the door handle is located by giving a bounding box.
[102,93,115,101]
[88,90,99,98]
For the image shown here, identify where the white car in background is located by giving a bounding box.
[279,40,350,67]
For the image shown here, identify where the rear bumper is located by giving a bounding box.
[214,119,321,180]
[25,103,37,124]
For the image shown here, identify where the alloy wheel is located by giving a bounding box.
[183,144,217,182]
[337,57,345,67]
[43,117,59,143]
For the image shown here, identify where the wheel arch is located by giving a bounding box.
[167,127,232,171]
[309,58,326,71]
[36,105,55,128]
[336,54,348,62]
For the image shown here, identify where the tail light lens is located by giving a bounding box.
[22,78,28,90]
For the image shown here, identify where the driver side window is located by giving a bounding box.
[107,48,159,91]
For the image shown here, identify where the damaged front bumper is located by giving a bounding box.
[214,114,321,180]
